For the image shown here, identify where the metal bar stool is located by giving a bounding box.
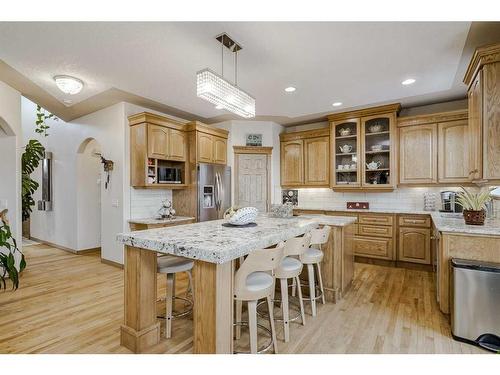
[157,255,194,338]
[233,242,285,354]
[299,226,330,317]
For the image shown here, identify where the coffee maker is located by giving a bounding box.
[440,191,463,213]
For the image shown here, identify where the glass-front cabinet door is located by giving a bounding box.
[361,114,395,188]
[332,119,361,187]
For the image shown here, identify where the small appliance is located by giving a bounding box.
[440,191,463,213]
[158,167,182,184]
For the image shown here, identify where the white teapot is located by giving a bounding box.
[366,161,382,170]
[338,144,353,153]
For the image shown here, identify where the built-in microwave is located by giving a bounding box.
[157,167,182,184]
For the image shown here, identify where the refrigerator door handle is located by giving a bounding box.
[215,172,221,212]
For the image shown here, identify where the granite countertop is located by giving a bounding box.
[294,205,431,215]
[117,214,321,264]
[128,216,195,225]
[298,214,357,226]
[430,212,500,237]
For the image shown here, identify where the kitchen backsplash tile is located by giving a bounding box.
[294,187,469,211]
[130,188,172,219]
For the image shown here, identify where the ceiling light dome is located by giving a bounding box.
[54,75,84,95]
[285,86,296,92]
[332,102,343,107]
[401,78,416,86]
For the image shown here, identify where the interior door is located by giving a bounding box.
[236,154,268,212]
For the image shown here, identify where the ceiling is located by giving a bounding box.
[0,22,499,125]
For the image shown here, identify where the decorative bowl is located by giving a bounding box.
[226,207,258,226]
[339,128,351,136]
[371,144,383,152]
[463,210,486,225]
[368,124,383,133]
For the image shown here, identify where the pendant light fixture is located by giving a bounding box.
[197,33,255,118]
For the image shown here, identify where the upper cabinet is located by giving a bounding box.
[280,128,329,187]
[329,103,400,191]
[399,124,438,184]
[188,121,228,165]
[398,110,469,185]
[463,43,500,183]
[148,125,186,161]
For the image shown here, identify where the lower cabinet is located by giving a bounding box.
[353,237,393,260]
[397,227,431,264]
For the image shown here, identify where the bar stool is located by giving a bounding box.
[300,226,330,317]
[233,242,285,354]
[273,232,311,342]
[157,255,194,338]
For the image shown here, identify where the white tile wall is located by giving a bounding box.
[130,188,173,219]
[295,186,470,211]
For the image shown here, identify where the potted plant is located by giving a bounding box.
[456,187,491,225]
[0,209,26,290]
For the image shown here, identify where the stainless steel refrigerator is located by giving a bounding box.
[197,163,231,222]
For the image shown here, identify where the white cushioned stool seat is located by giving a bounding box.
[301,247,324,264]
[158,255,194,274]
[246,271,274,292]
[280,256,302,272]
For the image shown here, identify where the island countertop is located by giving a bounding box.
[117,214,326,264]
[430,212,500,236]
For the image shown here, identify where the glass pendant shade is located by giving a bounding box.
[197,69,255,118]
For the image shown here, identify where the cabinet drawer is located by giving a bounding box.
[358,224,393,238]
[354,237,393,260]
[358,214,393,226]
[398,215,430,228]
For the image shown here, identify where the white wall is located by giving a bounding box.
[23,98,128,263]
[212,120,284,207]
[0,81,22,250]
[76,138,101,250]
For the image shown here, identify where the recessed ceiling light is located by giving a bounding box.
[54,75,84,95]
[284,86,296,93]
[332,102,343,107]
[63,99,73,105]
[401,78,416,86]
[215,104,224,109]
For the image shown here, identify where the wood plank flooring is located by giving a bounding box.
[0,244,484,354]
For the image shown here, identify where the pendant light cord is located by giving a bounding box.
[221,37,224,77]
[235,49,238,86]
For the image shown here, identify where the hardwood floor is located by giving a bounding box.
[0,244,483,354]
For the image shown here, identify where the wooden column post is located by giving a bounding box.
[192,260,234,354]
[120,245,160,353]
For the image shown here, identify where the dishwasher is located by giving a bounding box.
[451,258,500,352]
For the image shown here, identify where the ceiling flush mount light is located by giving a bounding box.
[401,78,416,86]
[197,33,255,118]
[54,75,84,95]
[332,102,343,107]
[285,86,296,93]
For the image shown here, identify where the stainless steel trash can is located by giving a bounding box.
[451,258,500,352]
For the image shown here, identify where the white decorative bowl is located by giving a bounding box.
[227,207,258,226]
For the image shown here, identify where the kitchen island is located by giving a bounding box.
[116,214,355,354]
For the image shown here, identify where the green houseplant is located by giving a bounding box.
[0,209,26,290]
[21,139,45,221]
[456,187,491,225]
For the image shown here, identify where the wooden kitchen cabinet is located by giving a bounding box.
[397,110,469,185]
[304,136,330,186]
[398,227,431,264]
[196,133,227,165]
[464,43,500,183]
[281,140,304,186]
[280,128,330,187]
[129,112,189,188]
[148,125,187,162]
[329,103,400,191]
[399,124,438,184]
[438,120,469,183]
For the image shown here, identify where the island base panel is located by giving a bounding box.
[121,245,160,353]
[193,260,234,354]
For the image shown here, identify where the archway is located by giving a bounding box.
[76,138,102,251]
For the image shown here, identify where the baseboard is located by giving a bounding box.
[29,237,101,255]
[101,258,124,269]
[355,256,433,272]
